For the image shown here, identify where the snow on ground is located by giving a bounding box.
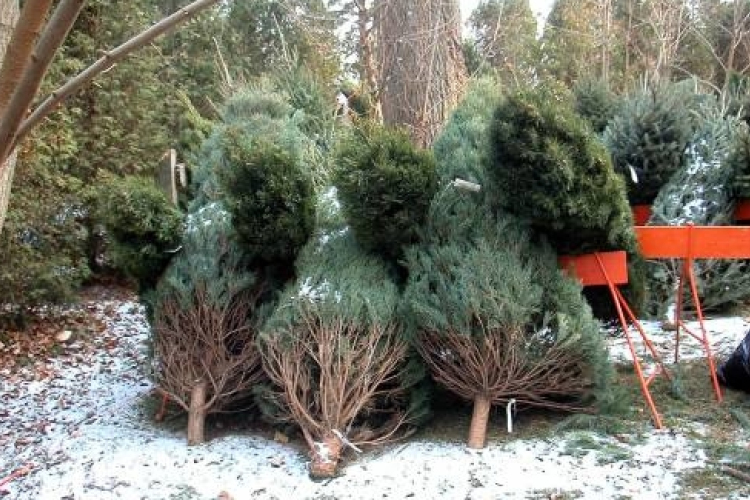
[1,295,748,500]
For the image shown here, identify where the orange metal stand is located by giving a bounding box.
[560,251,670,429]
[635,225,750,404]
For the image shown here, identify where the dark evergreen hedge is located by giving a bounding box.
[334,125,438,260]
[217,127,315,266]
[96,175,183,291]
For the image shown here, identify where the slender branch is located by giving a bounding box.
[13,0,222,151]
[0,0,84,165]
[0,0,54,114]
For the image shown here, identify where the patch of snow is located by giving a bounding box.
[2,295,748,499]
[607,316,749,366]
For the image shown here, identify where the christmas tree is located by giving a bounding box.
[152,203,265,444]
[403,195,616,448]
[604,83,697,206]
[333,124,437,262]
[486,84,645,315]
[650,103,750,315]
[258,227,428,478]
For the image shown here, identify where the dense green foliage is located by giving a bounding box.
[728,126,750,200]
[468,0,538,85]
[217,130,315,266]
[257,230,430,439]
[604,84,697,205]
[95,176,183,291]
[573,78,619,134]
[432,77,502,187]
[403,200,619,412]
[334,125,438,261]
[649,105,750,314]
[0,147,89,314]
[152,201,264,413]
[487,85,637,255]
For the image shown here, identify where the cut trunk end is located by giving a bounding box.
[187,380,207,445]
[309,432,343,479]
[467,394,491,449]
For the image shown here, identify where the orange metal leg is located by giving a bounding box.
[684,260,723,403]
[596,254,664,429]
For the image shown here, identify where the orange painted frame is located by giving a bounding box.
[735,200,750,222]
[636,225,750,259]
[559,251,628,286]
[632,205,652,226]
[559,250,667,429]
[633,224,750,403]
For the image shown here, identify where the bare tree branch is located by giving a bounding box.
[0,0,54,114]
[0,0,84,170]
[12,0,223,153]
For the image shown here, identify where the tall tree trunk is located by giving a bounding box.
[0,0,19,235]
[356,0,382,122]
[376,0,466,148]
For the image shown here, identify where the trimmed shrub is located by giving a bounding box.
[216,129,315,267]
[95,175,183,292]
[334,124,438,261]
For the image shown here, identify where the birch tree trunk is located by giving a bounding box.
[376,0,466,148]
[0,0,19,235]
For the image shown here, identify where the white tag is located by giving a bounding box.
[628,165,639,184]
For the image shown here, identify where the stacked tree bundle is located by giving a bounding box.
[399,82,621,448]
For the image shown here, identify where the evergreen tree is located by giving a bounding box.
[487,84,645,315]
[217,131,315,268]
[649,103,750,314]
[604,82,698,206]
[259,230,428,478]
[334,124,438,262]
[432,77,502,188]
[541,0,601,85]
[487,84,637,255]
[152,202,265,444]
[573,78,620,134]
[729,124,750,199]
[403,201,617,448]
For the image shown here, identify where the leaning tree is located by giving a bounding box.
[153,202,265,445]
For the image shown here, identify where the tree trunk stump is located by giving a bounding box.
[187,380,207,445]
[467,394,491,449]
[309,432,343,479]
